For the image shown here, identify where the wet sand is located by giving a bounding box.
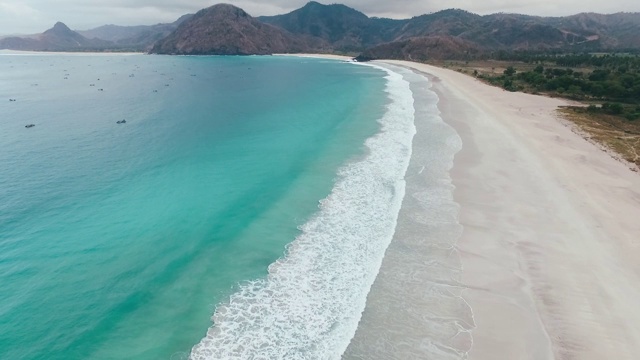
[343,63,472,359]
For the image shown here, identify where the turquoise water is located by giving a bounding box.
[0,54,391,359]
[189,65,416,359]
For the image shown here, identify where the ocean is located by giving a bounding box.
[0,52,461,360]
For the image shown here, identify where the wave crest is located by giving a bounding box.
[190,64,416,360]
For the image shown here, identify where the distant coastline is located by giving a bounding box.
[292,53,640,359]
[0,49,142,55]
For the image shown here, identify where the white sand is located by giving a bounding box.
[383,60,640,360]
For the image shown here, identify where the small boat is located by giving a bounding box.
[116,119,126,124]
[9,99,16,102]
[25,124,35,128]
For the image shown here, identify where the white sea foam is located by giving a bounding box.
[342,65,471,360]
[189,64,416,360]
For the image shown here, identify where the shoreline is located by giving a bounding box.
[6,51,639,358]
[343,62,471,359]
[289,54,640,358]
[189,56,417,359]
[379,60,640,359]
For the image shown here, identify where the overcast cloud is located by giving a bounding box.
[1,0,639,35]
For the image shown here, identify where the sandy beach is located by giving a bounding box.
[366,60,640,359]
[282,54,640,359]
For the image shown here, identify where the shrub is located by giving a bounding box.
[503,79,517,91]
[567,85,582,95]
[603,102,624,114]
[504,66,516,76]
[625,113,640,121]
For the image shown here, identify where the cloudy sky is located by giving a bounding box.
[1,0,639,34]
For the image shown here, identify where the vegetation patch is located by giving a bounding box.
[559,107,640,168]
[433,53,640,169]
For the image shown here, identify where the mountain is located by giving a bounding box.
[2,3,640,59]
[390,9,481,40]
[151,4,309,55]
[77,15,193,51]
[542,12,640,48]
[0,22,112,51]
[42,22,101,48]
[387,10,594,50]
[357,35,482,61]
[259,1,403,52]
[258,3,640,58]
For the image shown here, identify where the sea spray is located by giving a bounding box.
[189,65,416,359]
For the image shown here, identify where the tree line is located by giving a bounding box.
[478,53,640,121]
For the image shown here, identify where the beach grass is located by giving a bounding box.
[559,106,640,168]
